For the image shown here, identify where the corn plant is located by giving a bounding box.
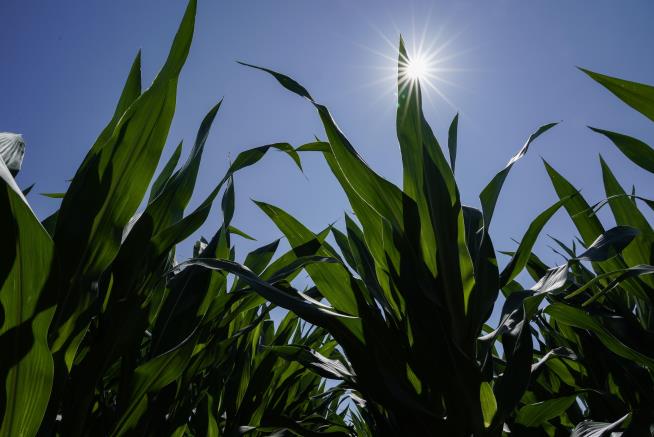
[0,1,355,436]
[503,70,654,436]
[5,0,653,435]
[188,39,573,436]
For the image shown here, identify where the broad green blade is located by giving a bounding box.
[463,206,499,339]
[149,141,183,203]
[491,289,550,424]
[545,303,654,369]
[51,0,198,355]
[95,50,142,148]
[515,395,577,427]
[592,127,654,174]
[0,159,55,437]
[240,63,406,261]
[581,264,654,306]
[599,156,654,286]
[110,330,199,436]
[113,101,223,308]
[543,160,603,246]
[479,382,497,428]
[575,225,639,262]
[55,2,194,278]
[581,68,654,121]
[179,258,359,328]
[255,201,358,315]
[150,142,303,254]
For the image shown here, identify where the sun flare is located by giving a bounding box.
[355,25,468,113]
[404,54,428,81]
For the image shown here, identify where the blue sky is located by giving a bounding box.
[2,0,654,282]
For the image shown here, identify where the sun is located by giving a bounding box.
[404,53,428,81]
[397,44,442,91]
[352,17,471,113]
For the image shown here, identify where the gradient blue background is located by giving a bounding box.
[2,1,654,286]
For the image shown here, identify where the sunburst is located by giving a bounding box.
[351,14,472,115]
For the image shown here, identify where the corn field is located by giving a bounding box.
[1,1,653,436]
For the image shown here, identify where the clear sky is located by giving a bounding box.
[3,0,654,284]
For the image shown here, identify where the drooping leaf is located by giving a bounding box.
[575,226,639,262]
[581,264,654,306]
[592,128,654,174]
[480,122,558,228]
[545,303,654,369]
[255,201,359,315]
[268,345,354,382]
[570,413,630,437]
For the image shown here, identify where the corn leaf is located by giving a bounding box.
[0,152,55,437]
[581,68,654,121]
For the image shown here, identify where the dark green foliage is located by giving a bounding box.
[510,69,654,435]
[233,37,560,436]
[2,3,654,436]
[0,2,353,436]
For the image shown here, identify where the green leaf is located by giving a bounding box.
[515,395,577,427]
[447,113,459,173]
[21,183,35,197]
[255,201,359,315]
[581,264,654,306]
[237,61,314,101]
[491,290,546,422]
[241,61,405,233]
[479,382,497,428]
[544,160,604,247]
[499,198,566,287]
[592,127,654,174]
[545,303,654,369]
[575,225,639,262]
[268,345,354,381]
[228,225,256,240]
[39,192,65,199]
[177,258,356,322]
[149,141,183,203]
[581,67,654,121]
[50,0,197,357]
[598,156,654,290]
[111,330,199,436]
[0,158,55,437]
[96,50,143,147]
[480,122,558,228]
[530,347,577,374]
[147,141,303,258]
